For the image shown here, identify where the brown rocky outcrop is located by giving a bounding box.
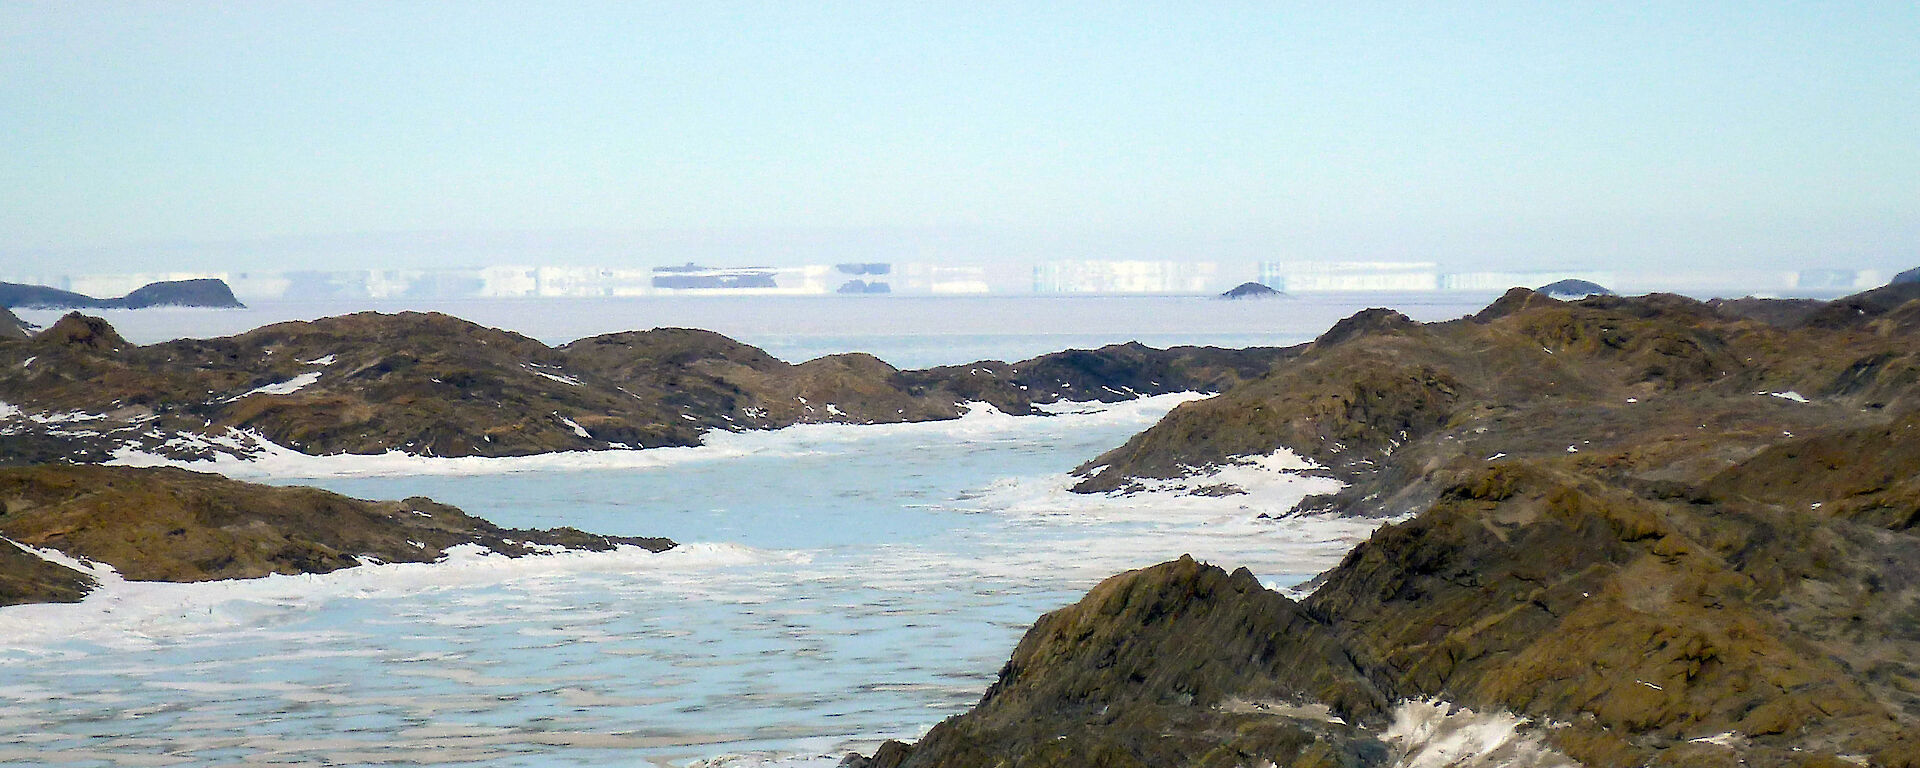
[1073,287,1920,512]
[879,557,1393,768]
[0,313,1288,464]
[888,456,1920,767]
[0,464,672,606]
[36,312,128,351]
[880,285,1920,768]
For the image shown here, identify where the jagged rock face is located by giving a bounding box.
[0,312,1292,463]
[0,465,672,605]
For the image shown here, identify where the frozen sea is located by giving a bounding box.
[2,294,1495,767]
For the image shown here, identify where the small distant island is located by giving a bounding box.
[0,278,245,310]
[1219,281,1283,299]
[1535,277,1615,299]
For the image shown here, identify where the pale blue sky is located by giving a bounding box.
[3,2,1916,273]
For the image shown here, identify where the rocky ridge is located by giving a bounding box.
[864,280,1920,768]
[0,464,673,606]
[0,312,1288,465]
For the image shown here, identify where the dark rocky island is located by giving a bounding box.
[0,312,1288,464]
[0,277,245,310]
[1537,278,1615,299]
[1221,281,1284,299]
[0,464,673,606]
[858,281,1920,768]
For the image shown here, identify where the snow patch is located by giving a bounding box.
[1765,391,1809,403]
[229,371,323,400]
[1688,732,1746,748]
[301,354,336,366]
[1122,449,1337,500]
[1384,699,1577,768]
[556,414,592,439]
[525,365,583,387]
[3,537,119,586]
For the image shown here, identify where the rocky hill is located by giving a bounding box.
[0,311,1288,465]
[0,464,672,606]
[860,283,1920,768]
[0,278,245,310]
